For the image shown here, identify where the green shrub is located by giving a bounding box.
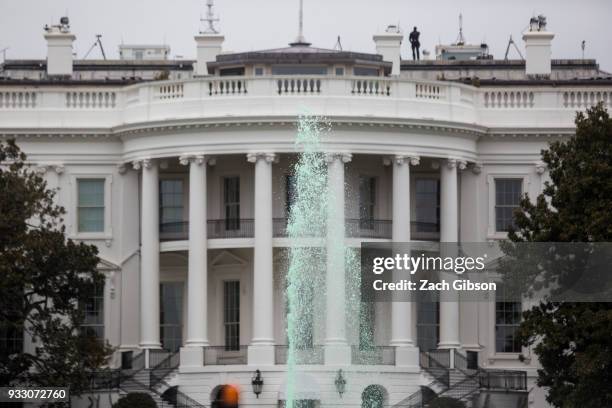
[428,396,466,408]
[112,392,157,408]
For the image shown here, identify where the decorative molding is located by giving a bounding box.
[132,158,153,170]
[392,155,420,166]
[246,152,278,164]
[324,152,352,164]
[179,154,212,166]
[117,164,128,175]
[471,162,483,175]
[535,161,547,175]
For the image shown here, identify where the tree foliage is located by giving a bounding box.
[0,139,113,395]
[112,393,157,408]
[506,103,612,407]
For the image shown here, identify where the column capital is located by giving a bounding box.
[471,162,483,175]
[35,163,64,175]
[392,155,420,166]
[324,152,352,164]
[445,158,467,170]
[117,163,128,175]
[179,154,208,166]
[132,158,154,170]
[246,152,278,164]
[535,161,547,175]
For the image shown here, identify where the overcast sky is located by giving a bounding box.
[1,0,611,71]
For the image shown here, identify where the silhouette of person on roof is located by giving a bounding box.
[409,27,421,61]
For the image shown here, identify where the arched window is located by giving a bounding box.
[361,385,386,408]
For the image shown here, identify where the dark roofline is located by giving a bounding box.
[209,49,390,70]
[1,59,194,71]
[457,78,612,86]
[401,59,598,71]
[0,78,147,86]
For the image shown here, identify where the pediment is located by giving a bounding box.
[211,250,247,267]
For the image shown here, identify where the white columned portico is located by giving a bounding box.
[134,158,161,368]
[247,152,277,365]
[324,152,352,365]
[179,154,210,367]
[390,155,420,367]
[438,159,466,355]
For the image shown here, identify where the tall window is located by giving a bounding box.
[224,177,240,230]
[417,290,439,351]
[415,179,440,232]
[495,179,523,232]
[224,281,240,351]
[495,288,521,353]
[159,179,184,233]
[77,179,105,232]
[0,295,23,357]
[160,282,183,352]
[81,282,104,340]
[359,176,376,229]
[286,175,297,216]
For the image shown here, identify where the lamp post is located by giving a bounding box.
[251,369,264,398]
[334,369,346,398]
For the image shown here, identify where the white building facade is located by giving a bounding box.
[1,14,612,408]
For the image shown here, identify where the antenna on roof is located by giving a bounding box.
[334,36,343,51]
[0,47,9,62]
[290,0,310,46]
[455,13,466,46]
[200,0,220,34]
[581,40,586,60]
[83,34,107,60]
[504,34,524,61]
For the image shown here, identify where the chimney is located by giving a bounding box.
[373,25,403,76]
[522,15,555,78]
[44,17,75,77]
[194,34,224,76]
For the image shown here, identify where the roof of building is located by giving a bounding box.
[0,59,194,71]
[208,43,391,70]
[400,59,600,71]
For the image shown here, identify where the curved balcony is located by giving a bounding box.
[3,76,607,134]
[160,219,439,241]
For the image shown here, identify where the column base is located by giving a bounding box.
[394,345,420,368]
[324,344,351,366]
[437,342,461,349]
[248,344,275,366]
[180,346,204,368]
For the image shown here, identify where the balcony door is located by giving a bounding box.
[223,176,240,231]
[417,290,440,352]
[160,282,183,352]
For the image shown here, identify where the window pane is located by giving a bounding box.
[224,281,240,351]
[415,179,440,232]
[224,177,240,230]
[81,283,104,341]
[495,287,521,352]
[77,179,105,233]
[495,179,522,232]
[271,66,327,75]
[359,176,376,228]
[160,282,183,352]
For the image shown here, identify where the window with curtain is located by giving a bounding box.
[495,179,523,232]
[415,179,440,232]
[286,174,297,216]
[359,176,376,229]
[159,179,184,233]
[77,179,105,233]
[495,287,522,353]
[160,282,183,352]
[224,177,240,230]
[81,282,104,340]
[224,281,240,351]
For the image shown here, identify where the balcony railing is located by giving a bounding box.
[478,370,528,391]
[3,76,611,132]
[203,346,248,365]
[274,345,324,365]
[351,346,396,365]
[160,219,440,241]
[159,219,254,241]
[346,219,392,239]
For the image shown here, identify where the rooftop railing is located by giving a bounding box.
[160,218,440,241]
[2,76,610,131]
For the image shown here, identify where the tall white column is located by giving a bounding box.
[390,155,420,367]
[247,152,276,365]
[134,159,161,366]
[324,153,352,365]
[438,159,466,351]
[174,155,210,368]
